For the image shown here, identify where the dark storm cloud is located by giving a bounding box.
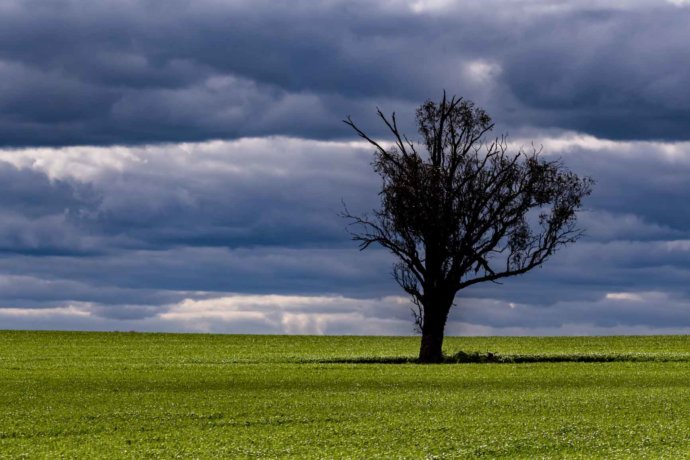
[1,0,690,146]
[0,248,395,300]
[0,162,101,255]
[0,162,98,219]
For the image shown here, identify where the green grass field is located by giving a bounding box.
[1,332,689,458]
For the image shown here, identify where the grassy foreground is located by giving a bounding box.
[1,332,689,458]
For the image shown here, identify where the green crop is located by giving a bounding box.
[0,331,688,458]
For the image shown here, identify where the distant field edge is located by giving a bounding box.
[1,330,688,365]
[1,330,690,339]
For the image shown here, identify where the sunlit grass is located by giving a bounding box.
[1,331,689,458]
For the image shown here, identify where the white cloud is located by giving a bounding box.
[2,288,689,335]
[464,60,502,85]
[0,304,90,318]
[3,133,690,186]
[409,0,456,13]
[160,294,411,334]
[0,293,414,335]
[0,137,367,182]
[509,131,690,161]
[605,292,644,302]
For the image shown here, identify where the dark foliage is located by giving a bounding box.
[343,93,593,363]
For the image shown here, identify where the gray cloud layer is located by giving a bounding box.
[2,0,690,335]
[1,0,690,146]
[1,135,690,334]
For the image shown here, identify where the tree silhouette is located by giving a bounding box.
[343,93,593,363]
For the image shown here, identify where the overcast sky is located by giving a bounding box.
[1,0,690,335]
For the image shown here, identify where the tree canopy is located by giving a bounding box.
[344,93,593,363]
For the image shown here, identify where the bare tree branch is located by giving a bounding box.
[342,92,593,363]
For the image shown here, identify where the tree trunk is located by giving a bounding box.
[418,302,451,363]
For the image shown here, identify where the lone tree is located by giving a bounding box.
[343,93,592,363]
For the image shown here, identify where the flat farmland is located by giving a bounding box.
[0,332,688,458]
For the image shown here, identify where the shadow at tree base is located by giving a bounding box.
[310,351,690,365]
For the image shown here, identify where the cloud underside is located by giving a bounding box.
[1,134,690,334]
[2,292,689,336]
[1,0,690,146]
[2,0,690,334]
